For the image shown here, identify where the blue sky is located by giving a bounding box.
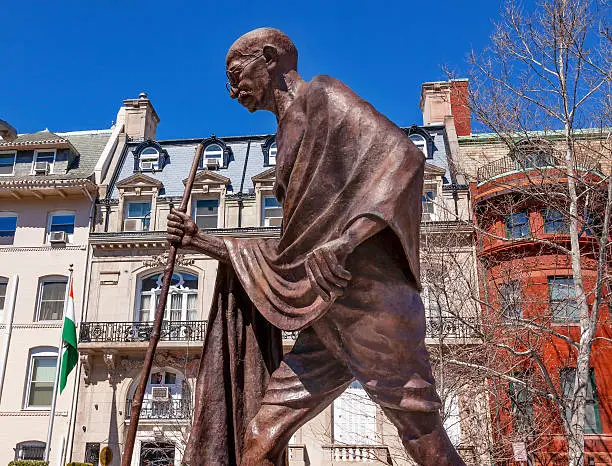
[1,0,503,140]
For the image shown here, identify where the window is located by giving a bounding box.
[500,281,522,320]
[25,349,57,408]
[549,277,579,323]
[47,211,75,243]
[139,147,160,171]
[138,272,198,323]
[262,196,282,227]
[560,368,601,434]
[506,211,530,239]
[544,209,568,234]
[150,371,177,385]
[410,134,428,158]
[36,277,67,321]
[32,150,56,174]
[84,443,101,465]
[0,152,16,176]
[333,381,376,445]
[422,190,436,221]
[268,142,277,165]
[0,212,17,245]
[125,201,151,231]
[443,391,461,446]
[204,144,223,161]
[15,441,46,460]
[194,199,219,229]
[0,277,7,312]
[509,379,534,435]
[582,213,602,237]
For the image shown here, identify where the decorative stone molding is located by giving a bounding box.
[143,252,195,268]
[80,353,92,384]
[0,245,86,253]
[0,411,68,417]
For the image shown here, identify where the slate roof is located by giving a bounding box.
[108,125,456,200]
[0,129,68,147]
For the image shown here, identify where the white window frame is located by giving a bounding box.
[46,210,76,243]
[24,348,58,410]
[35,276,68,322]
[0,212,18,245]
[204,144,223,161]
[268,142,277,165]
[125,200,152,232]
[261,195,282,227]
[333,381,377,445]
[193,198,220,229]
[410,134,428,158]
[0,276,8,314]
[422,186,437,221]
[0,151,16,176]
[32,149,57,175]
[136,272,198,323]
[139,147,160,171]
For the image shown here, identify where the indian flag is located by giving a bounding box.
[60,277,78,393]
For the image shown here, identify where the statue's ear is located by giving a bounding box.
[263,44,279,65]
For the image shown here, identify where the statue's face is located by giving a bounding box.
[226,50,274,113]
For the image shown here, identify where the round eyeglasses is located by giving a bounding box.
[225,52,263,93]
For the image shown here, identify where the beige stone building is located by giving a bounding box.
[0,127,113,465]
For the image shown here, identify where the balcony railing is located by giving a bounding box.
[79,320,207,343]
[125,398,191,420]
[323,445,391,464]
[426,316,479,339]
[476,153,601,184]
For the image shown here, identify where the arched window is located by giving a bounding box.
[204,144,223,161]
[126,367,191,421]
[137,272,198,323]
[139,147,160,171]
[25,348,58,408]
[410,134,428,158]
[15,441,46,460]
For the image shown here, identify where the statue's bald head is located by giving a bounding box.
[226,28,298,70]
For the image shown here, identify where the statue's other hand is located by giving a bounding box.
[305,238,353,302]
[167,209,199,248]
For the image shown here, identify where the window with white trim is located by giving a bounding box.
[421,190,436,221]
[0,212,18,245]
[204,144,223,161]
[32,150,56,174]
[36,276,67,321]
[139,147,160,171]
[124,201,151,232]
[410,134,428,158]
[47,211,75,243]
[268,142,277,165]
[0,152,16,175]
[549,277,579,322]
[25,348,57,408]
[137,272,198,323]
[261,196,282,227]
[194,199,219,229]
[333,381,376,445]
[0,277,7,312]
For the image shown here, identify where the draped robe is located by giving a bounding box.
[183,75,425,465]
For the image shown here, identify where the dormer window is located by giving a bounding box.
[32,150,56,175]
[269,143,277,165]
[204,144,223,168]
[410,134,428,158]
[139,147,160,171]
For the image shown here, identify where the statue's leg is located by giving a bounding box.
[381,406,467,466]
[241,327,353,466]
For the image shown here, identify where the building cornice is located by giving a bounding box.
[0,177,96,193]
[0,245,87,253]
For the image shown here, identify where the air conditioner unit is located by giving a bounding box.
[140,161,154,171]
[265,217,282,227]
[123,218,142,232]
[34,161,49,174]
[151,386,170,401]
[49,231,68,244]
[206,158,220,170]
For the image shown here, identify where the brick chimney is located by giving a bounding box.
[117,92,160,140]
[420,79,471,136]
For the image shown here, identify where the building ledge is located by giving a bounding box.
[322,445,391,464]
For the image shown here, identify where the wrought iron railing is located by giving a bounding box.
[477,153,601,184]
[125,398,191,420]
[426,316,479,339]
[79,320,207,343]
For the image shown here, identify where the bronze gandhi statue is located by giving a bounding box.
[167,28,466,466]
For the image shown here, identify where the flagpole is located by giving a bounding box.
[44,264,73,463]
